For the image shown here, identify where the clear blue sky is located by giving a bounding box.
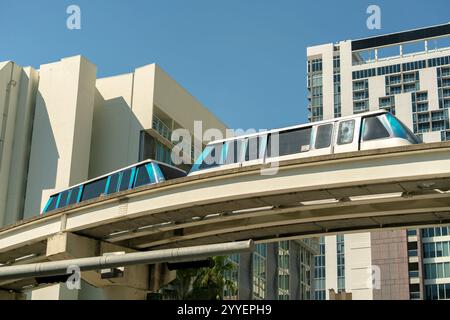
[1,0,449,129]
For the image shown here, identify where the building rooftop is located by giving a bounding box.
[351,22,450,51]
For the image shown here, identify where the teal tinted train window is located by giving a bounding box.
[44,195,58,213]
[81,178,108,202]
[153,163,165,182]
[107,173,120,194]
[119,169,133,192]
[57,190,69,209]
[198,144,223,170]
[134,165,155,188]
[68,187,81,205]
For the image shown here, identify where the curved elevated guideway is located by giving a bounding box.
[2,142,450,291]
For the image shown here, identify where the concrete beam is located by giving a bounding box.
[2,143,450,256]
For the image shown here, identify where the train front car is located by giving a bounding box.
[42,160,186,215]
[188,111,421,177]
[359,112,420,150]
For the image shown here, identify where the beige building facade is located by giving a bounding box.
[0,54,226,236]
[309,23,450,300]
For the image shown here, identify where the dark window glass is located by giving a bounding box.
[158,163,186,180]
[363,116,390,141]
[45,195,58,212]
[315,124,333,149]
[199,143,223,170]
[81,178,108,202]
[57,191,69,209]
[245,137,262,161]
[119,169,133,192]
[134,165,153,188]
[68,187,80,205]
[268,128,311,157]
[337,120,355,145]
[107,173,120,194]
[224,140,241,164]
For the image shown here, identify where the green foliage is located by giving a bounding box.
[160,256,237,300]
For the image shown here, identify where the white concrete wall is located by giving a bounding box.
[90,73,137,177]
[420,67,439,110]
[345,233,373,300]
[368,76,386,111]
[0,62,18,226]
[90,63,228,178]
[24,56,97,217]
[324,235,337,299]
[339,41,354,117]
[0,62,37,227]
[4,67,39,225]
[395,93,414,130]
[153,64,227,135]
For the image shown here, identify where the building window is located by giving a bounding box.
[336,235,345,293]
[379,96,395,114]
[313,237,326,300]
[425,284,450,300]
[224,254,239,300]
[333,55,342,117]
[308,57,323,122]
[253,244,267,300]
[299,244,313,300]
[353,79,369,113]
[278,241,290,300]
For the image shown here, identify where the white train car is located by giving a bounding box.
[188,110,420,176]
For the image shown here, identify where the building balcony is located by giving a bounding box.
[152,114,172,141]
[409,277,420,285]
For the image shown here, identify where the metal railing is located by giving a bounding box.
[152,114,172,141]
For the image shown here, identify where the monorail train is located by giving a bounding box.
[42,110,419,214]
[42,160,186,214]
[188,110,420,176]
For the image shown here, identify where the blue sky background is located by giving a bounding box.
[0,0,449,129]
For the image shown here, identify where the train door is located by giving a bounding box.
[333,117,361,153]
[311,122,335,156]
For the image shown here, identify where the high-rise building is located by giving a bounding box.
[307,23,450,300]
[224,239,318,300]
[0,55,227,299]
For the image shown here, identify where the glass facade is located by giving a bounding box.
[308,58,323,122]
[333,54,342,118]
[422,225,450,300]
[299,244,312,300]
[379,96,395,114]
[353,79,369,113]
[252,244,267,300]
[277,241,290,300]
[425,284,450,300]
[313,237,326,300]
[336,235,345,293]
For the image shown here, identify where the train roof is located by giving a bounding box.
[205,110,389,145]
[48,159,186,196]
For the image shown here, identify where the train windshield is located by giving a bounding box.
[385,113,420,144]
